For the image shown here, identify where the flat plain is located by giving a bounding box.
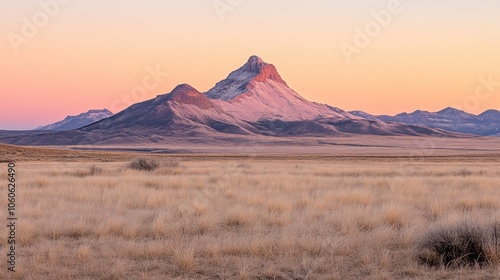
[1,142,500,279]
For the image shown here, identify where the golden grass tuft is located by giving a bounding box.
[383,204,412,228]
[173,246,195,272]
[76,245,93,261]
[225,206,257,227]
[30,177,51,188]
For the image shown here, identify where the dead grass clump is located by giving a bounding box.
[162,158,181,168]
[143,180,161,189]
[89,165,103,175]
[454,168,473,177]
[383,204,412,228]
[128,158,159,172]
[106,259,130,280]
[418,222,500,268]
[76,245,93,261]
[237,163,252,169]
[225,207,256,227]
[71,165,104,177]
[173,246,195,272]
[154,158,181,175]
[485,223,500,265]
[31,177,50,188]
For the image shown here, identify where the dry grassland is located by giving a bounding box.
[0,157,499,279]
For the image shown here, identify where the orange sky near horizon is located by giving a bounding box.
[1,0,499,129]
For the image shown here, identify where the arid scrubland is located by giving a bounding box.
[1,157,500,279]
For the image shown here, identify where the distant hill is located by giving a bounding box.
[36,109,113,131]
[350,108,500,136]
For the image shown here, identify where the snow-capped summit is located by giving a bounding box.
[241,55,287,84]
[243,55,266,72]
[246,55,264,66]
[206,56,356,122]
[205,55,286,101]
[35,109,113,131]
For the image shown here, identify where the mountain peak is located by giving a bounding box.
[242,55,286,84]
[436,107,475,118]
[248,55,264,63]
[167,84,212,109]
[480,109,500,115]
[479,109,500,119]
[437,107,461,114]
[206,55,287,100]
[87,109,113,115]
[171,83,197,93]
[244,55,266,71]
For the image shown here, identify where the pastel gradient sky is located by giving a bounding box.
[1,0,500,129]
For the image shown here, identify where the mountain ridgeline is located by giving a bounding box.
[350,108,500,136]
[2,56,491,145]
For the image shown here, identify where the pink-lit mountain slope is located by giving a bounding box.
[206,55,356,122]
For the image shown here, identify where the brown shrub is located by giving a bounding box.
[418,222,500,268]
[128,158,159,172]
